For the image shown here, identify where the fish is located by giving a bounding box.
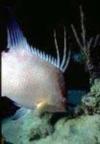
[1,19,71,114]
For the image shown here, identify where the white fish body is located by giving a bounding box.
[2,20,71,113]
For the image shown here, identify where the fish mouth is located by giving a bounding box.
[36,101,66,113]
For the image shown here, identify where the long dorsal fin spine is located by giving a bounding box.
[53,30,60,67]
[53,27,71,72]
[62,50,71,72]
[60,27,67,69]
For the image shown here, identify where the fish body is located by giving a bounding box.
[1,20,71,113]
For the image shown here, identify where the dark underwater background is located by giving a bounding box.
[0,0,100,121]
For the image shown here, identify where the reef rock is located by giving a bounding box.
[2,110,100,144]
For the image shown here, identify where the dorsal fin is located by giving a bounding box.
[7,18,29,50]
[7,19,70,72]
[7,19,58,67]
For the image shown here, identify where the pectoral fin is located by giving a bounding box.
[12,107,31,120]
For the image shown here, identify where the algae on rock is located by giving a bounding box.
[2,111,53,144]
[76,79,100,115]
[2,111,100,144]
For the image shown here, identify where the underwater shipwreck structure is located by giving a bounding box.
[1,6,100,144]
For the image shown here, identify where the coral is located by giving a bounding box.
[2,111,53,144]
[75,79,100,115]
[2,111,100,144]
[71,5,100,115]
[71,6,100,82]
[91,79,100,95]
[52,114,100,144]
